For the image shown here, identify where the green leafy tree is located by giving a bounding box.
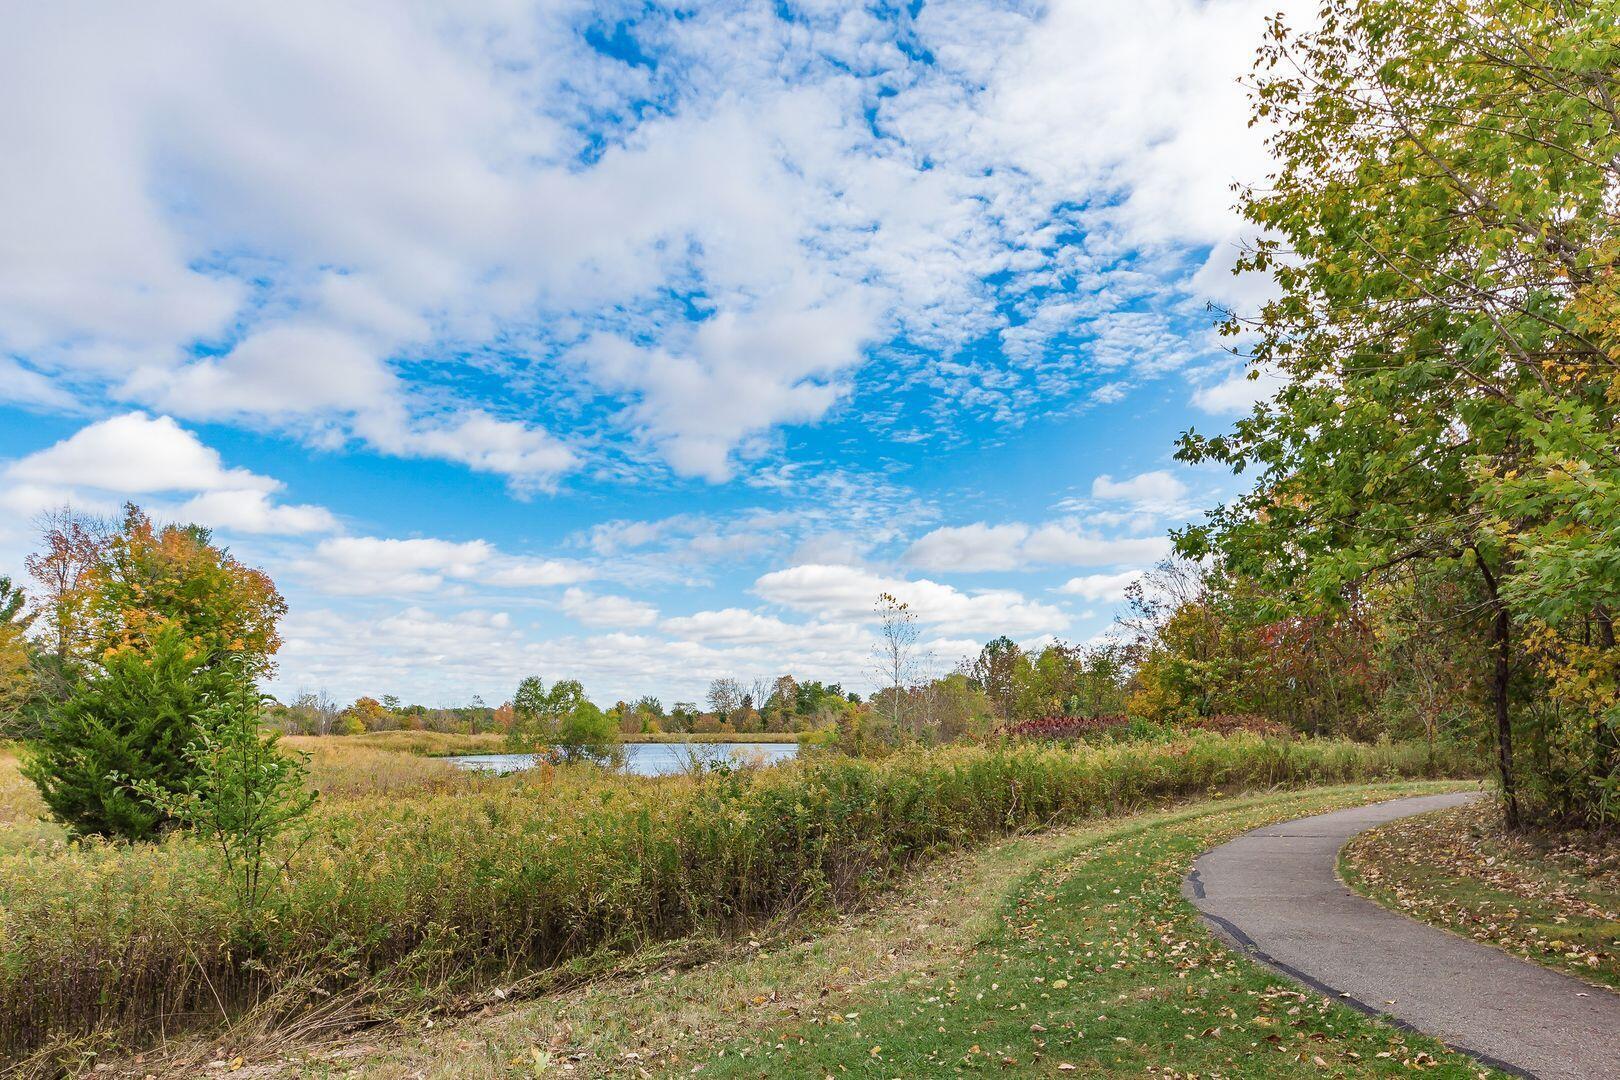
[131,676,316,911]
[23,627,234,840]
[552,699,623,767]
[0,574,31,630]
[964,637,1027,724]
[0,576,37,734]
[506,675,619,763]
[1176,0,1620,825]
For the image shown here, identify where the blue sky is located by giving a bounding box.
[0,0,1291,706]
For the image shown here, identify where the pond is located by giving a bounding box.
[448,741,800,777]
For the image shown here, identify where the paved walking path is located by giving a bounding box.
[1183,793,1620,1079]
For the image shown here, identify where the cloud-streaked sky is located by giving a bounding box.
[0,0,1288,705]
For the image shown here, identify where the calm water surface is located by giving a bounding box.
[449,741,798,777]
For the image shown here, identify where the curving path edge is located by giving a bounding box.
[1183,792,1620,1080]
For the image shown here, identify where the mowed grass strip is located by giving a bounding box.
[1342,800,1620,992]
[314,783,1494,1079]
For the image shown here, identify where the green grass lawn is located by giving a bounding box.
[294,782,1496,1079]
[1342,800,1620,992]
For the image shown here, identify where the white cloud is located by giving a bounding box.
[568,285,877,482]
[301,536,495,596]
[904,520,1170,572]
[298,534,591,596]
[1057,570,1143,602]
[903,523,1031,572]
[357,409,578,494]
[127,324,393,418]
[0,358,75,409]
[176,489,337,535]
[0,0,1294,484]
[914,0,1290,249]
[1190,367,1288,415]
[754,563,1070,638]
[1,411,339,536]
[558,587,658,629]
[481,558,593,590]
[1021,526,1171,567]
[8,412,273,494]
[1091,470,1189,511]
[660,608,865,650]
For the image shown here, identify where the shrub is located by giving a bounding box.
[1184,714,1294,739]
[0,734,1479,1059]
[1000,715,1135,742]
[21,628,234,841]
[552,700,624,767]
[131,677,317,913]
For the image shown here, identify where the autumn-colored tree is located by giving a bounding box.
[24,508,110,665]
[74,505,286,674]
[705,677,744,722]
[341,695,391,733]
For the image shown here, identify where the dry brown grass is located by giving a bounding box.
[290,730,504,758]
[283,737,486,800]
[2,735,1480,1071]
[0,748,62,852]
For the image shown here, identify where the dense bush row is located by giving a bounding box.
[998,713,1294,743]
[0,734,1478,1062]
[1000,714,1135,740]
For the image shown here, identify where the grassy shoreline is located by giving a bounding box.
[121,782,1492,1078]
[2,734,1479,1069]
[285,729,802,760]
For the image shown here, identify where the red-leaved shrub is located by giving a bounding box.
[999,715,1133,741]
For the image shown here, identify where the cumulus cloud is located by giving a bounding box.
[1,412,338,535]
[1056,570,1144,602]
[903,520,1170,573]
[0,358,76,409]
[1090,470,1189,512]
[1190,366,1288,415]
[754,563,1070,638]
[298,535,590,596]
[660,608,865,649]
[568,284,878,481]
[175,489,337,535]
[300,537,494,595]
[1,0,1291,483]
[356,409,578,494]
[558,587,659,629]
[481,558,594,590]
[8,412,273,494]
[902,523,1031,573]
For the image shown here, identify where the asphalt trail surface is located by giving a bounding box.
[1184,793,1620,1079]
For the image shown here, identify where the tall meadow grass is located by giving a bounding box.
[0,734,1477,1063]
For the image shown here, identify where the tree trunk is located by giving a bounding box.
[1480,561,1519,829]
[1596,608,1618,797]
